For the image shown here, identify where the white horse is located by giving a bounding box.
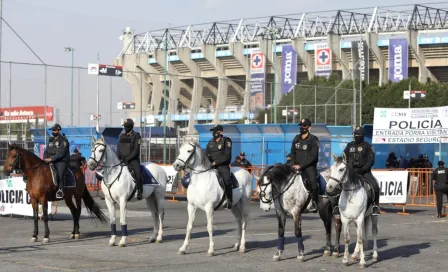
[326,153,378,268]
[87,136,167,247]
[172,142,252,256]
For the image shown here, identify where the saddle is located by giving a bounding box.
[296,171,321,195]
[49,163,76,188]
[180,170,239,190]
[359,176,375,208]
[126,163,160,185]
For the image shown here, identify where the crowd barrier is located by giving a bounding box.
[83,165,446,217]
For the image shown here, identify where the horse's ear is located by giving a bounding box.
[100,135,105,142]
[342,152,347,162]
[332,153,337,162]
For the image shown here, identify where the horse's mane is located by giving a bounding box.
[259,163,295,187]
[190,142,211,168]
[336,156,362,188]
[12,145,45,164]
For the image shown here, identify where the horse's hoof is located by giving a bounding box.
[118,243,126,247]
[323,250,331,257]
[360,264,366,269]
[332,252,339,258]
[155,239,162,244]
[69,234,75,239]
[108,242,116,247]
[207,252,214,257]
[75,234,80,239]
[351,256,358,262]
[342,259,348,266]
[31,237,38,242]
[273,255,281,262]
[239,247,246,253]
[42,238,49,244]
[178,250,185,255]
[373,258,378,262]
[148,238,156,243]
[297,255,304,262]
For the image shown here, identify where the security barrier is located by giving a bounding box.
[83,165,446,216]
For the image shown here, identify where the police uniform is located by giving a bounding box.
[43,124,70,199]
[117,119,143,200]
[69,149,84,169]
[290,118,319,212]
[432,161,448,218]
[343,126,380,215]
[206,124,233,209]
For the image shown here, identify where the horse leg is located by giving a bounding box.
[239,199,249,253]
[118,198,128,247]
[333,215,342,258]
[74,194,82,239]
[64,196,77,239]
[178,203,197,255]
[146,194,159,243]
[294,213,305,262]
[354,216,366,268]
[341,216,350,265]
[105,196,117,246]
[273,209,286,262]
[205,205,215,256]
[155,191,165,243]
[41,200,50,243]
[371,214,379,262]
[31,198,39,242]
[231,202,242,251]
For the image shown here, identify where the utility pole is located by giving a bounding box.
[64,47,75,126]
[163,36,168,164]
[96,52,100,133]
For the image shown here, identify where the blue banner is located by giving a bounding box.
[280,45,297,95]
[388,38,408,82]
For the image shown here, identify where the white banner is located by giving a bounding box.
[160,166,178,192]
[0,177,52,216]
[373,106,448,144]
[373,171,409,204]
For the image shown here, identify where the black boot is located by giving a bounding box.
[372,191,381,216]
[309,189,318,213]
[136,178,143,200]
[56,178,64,199]
[225,183,233,209]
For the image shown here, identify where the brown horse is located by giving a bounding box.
[2,143,107,243]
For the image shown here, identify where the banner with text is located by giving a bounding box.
[388,38,408,82]
[373,106,448,144]
[250,51,266,110]
[281,44,297,95]
[0,177,52,216]
[373,171,409,204]
[351,40,369,83]
[315,44,332,78]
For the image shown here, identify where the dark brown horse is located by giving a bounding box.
[2,143,107,243]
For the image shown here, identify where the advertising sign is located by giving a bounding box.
[388,38,409,82]
[315,44,332,78]
[0,106,54,123]
[280,44,297,95]
[250,51,266,110]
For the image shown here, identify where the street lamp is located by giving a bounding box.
[262,27,281,124]
[64,47,75,127]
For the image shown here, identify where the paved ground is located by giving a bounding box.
[0,196,447,272]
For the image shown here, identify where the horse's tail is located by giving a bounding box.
[82,186,108,224]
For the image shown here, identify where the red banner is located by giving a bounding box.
[0,106,54,123]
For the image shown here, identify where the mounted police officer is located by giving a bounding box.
[117,118,143,200]
[290,118,319,212]
[338,126,380,216]
[432,161,448,218]
[43,124,70,199]
[206,124,233,209]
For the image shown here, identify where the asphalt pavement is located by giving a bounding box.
[0,197,447,272]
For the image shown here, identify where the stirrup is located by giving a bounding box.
[332,206,340,216]
[309,201,317,212]
[56,189,64,199]
[372,205,381,216]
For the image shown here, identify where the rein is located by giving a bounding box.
[9,151,43,175]
[328,161,362,192]
[258,170,297,204]
[177,143,212,174]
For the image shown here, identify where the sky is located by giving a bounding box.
[0,0,441,127]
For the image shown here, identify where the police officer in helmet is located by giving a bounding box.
[117,118,143,200]
[43,124,70,199]
[432,160,448,218]
[290,118,319,212]
[206,125,233,209]
[337,127,380,216]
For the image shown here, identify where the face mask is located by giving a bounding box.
[300,127,308,134]
[213,132,220,138]
[354,135,364,144]
[52,131,59,137]
[124,125,133,133]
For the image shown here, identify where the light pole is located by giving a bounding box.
[64,47,75,127]
[163,37,168,164]
[264,27,280,124]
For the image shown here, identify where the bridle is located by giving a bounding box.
[6,149,41,175]
[89,142,107,166]
[258,171,296,204]
[176,143,211,174]
[328,160,361,192]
